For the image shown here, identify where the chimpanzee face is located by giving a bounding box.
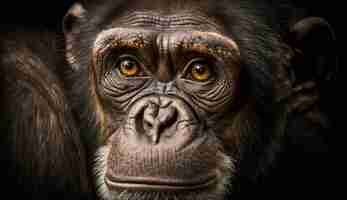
[89,11,241,200]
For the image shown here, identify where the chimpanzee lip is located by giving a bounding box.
[105,173,217,191]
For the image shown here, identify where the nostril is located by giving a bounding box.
[143,104,157,132]
[156,107,178,134]
[144,119,153,131]
[160,107,178,128]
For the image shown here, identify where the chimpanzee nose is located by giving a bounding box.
[141,99,178,144]
[127,96,198,148]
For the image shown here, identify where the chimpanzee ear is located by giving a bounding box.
[63,3,88,37]
[63,3,88,70]
[285,17,338,117]
[288,17,337,84]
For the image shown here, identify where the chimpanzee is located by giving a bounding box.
[0,0,338,199]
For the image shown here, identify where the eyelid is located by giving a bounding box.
[181,58,216,82]
[113,54,151,78]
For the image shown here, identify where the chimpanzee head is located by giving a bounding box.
[63,0,337,199]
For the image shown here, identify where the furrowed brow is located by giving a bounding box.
[93,28,153,55]
[174,31,240,61]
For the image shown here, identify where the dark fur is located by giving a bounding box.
[0,30,94,199]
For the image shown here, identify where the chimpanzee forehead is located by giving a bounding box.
[107,11,224,33]
[102,0,217,14]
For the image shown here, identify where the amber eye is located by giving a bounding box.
[117,58,140,77]
[190,62,211,81]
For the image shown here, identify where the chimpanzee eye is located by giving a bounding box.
[191,62,211,81]
[116,57,141,77]
[186,60,213,82]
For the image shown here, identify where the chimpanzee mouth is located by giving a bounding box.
[105,174,218,191]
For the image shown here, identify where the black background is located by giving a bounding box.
[0,1,343,35]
